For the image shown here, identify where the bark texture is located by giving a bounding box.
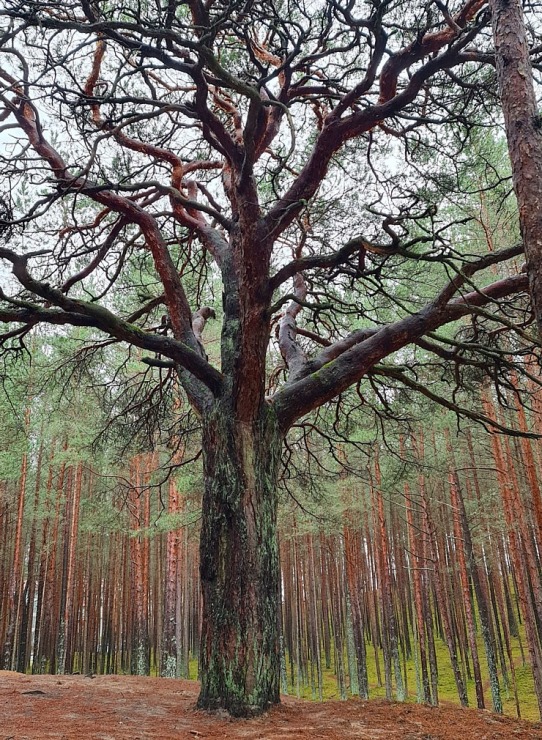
[490,0,542,335]
[197,403,283,716]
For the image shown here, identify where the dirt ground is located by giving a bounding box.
[1,671,542,740]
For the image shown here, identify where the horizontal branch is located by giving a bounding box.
[272,272,530,429]
[270,236,371,291]
[295,243,525,379]
[0,303,223,395]
[116,180,232,232]
[141,357,176,369]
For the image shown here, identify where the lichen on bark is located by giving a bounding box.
[197,401,283,716]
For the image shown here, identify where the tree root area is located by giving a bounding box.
[1,671,541,739]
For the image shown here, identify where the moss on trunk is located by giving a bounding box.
[197,401,283,717]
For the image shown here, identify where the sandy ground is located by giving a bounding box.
[1,671,542,739]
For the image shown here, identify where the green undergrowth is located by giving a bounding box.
[284,630,540,722]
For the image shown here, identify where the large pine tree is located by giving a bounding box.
[0,0,538,715]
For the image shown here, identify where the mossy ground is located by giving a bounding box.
[284,630,539,721]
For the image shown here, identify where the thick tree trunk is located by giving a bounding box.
[197,401,283,716]
[489,0,542,335]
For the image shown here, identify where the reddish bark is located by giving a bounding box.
[482,390,542,714]
[510,372,542,546]
[448,469,485,709]
[490,0,542,335]
[405,482,430,704]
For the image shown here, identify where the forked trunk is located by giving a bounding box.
[197,401,283,716]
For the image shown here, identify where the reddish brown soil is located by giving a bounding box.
[1,671,541,739]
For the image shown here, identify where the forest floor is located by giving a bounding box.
[1,671,542,739]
